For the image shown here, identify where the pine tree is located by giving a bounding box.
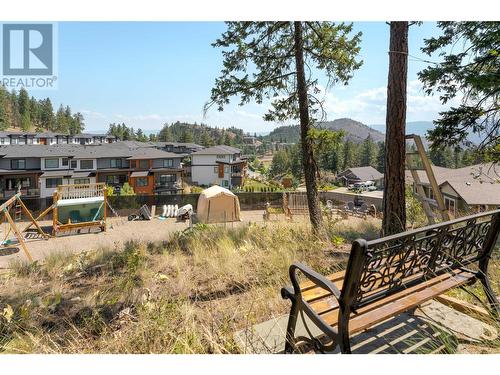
[360,135,377,167]
[71,112,85,134]
[205,22,362,233]
[0,86,6,130]
[40,98,55,131]
[18,88,31,131]
[180,130,194,143]
[200,131,214,147]
[419,22,500,158]
[342,140,356,170]
[55,105,67,133]
[158,124,173,142]
[383,21,409,235]
[376,141,386,173]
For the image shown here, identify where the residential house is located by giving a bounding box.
[0,147,42,198]
[405,163,500,216]
[0,141,184,198]
[336,166,384,187]
[190,145,247,188]
[126,147,185,195]
[152,141,203,154]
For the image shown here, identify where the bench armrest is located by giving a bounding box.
[286,262,341,300]
[281,262,340,342]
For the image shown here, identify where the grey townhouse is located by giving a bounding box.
[0,141,185,199]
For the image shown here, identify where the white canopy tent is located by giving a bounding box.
[196,185,241,223]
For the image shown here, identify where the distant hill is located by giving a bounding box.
[264,118,385,144]
[368,121,436,136]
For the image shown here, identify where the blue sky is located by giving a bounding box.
[28,22,456,133]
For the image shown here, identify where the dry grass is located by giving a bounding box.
[0,219,363,354]
[0,217,498,354]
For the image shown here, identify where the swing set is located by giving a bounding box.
[1,193,49,262]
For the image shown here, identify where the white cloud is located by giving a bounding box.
[82,80,465,133]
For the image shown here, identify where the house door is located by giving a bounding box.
[218,164,225,178]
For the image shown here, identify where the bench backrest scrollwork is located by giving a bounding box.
[340,209,500,311]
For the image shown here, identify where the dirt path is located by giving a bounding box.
[0,210,285,268]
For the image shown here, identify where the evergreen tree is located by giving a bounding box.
[419,22,500,159]
[269,150,291,177]
[55,105,68,133]
[376,141,386,173]
[180,130,194,143]
[158,124,173,142]
[18,88,31,131]
[205,21,362,233]
[136,128,148,142]
[70,112,85,135]
[0,86,6,130]
[342,140,356,170]
[360,135,377,167]
[39,98,55,131]
[200,131,214,147]
[383,21,409,236]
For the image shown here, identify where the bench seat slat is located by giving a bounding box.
[307,269,469,317]
[314,270,475,335]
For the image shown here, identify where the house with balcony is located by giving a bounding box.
[127,148,185,195]
[190,145,247,188]
[405,162,500,216]
[0,147,42,198]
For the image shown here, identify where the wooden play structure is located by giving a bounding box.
[283,192,309,219]
[1,192,49,262]
[52,183,107,236]
[24,183,108,236]
[406,134,450,224]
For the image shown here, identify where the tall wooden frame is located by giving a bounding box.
[1,193,49,262]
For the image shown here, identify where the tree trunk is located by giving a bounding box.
[293,21,323,232]
[383,21,408,236]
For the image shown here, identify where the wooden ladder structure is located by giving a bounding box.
[405,134,449,224]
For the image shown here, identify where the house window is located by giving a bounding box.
[159,174,176,184]
[46,178,63,188]
[110,159,122,168]
[11,159,26,169]
[80,159,94,170]
[6,177,31,190]
[70,160,77,169]
[74,178,90,185]
[106,175,120,185]
[18,138,26,145]
[216,155,226,159]
[0,138,5,144]
[222,180,229,187]
[136,177,148,187]
[139,160,149,169]
[214,167,219,173]
[428,188,434,200]
[444,196,456,216]
[44,158,59,169]
[62,158,69,167]
[224,166,229,173]
[163,159,174,168]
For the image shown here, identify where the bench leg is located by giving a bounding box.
[478,276,500,317]
[284,299,299,354]
[479,259,500,317]
[338,309,352,354]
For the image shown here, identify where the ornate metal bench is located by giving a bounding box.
[281,209,500,353]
